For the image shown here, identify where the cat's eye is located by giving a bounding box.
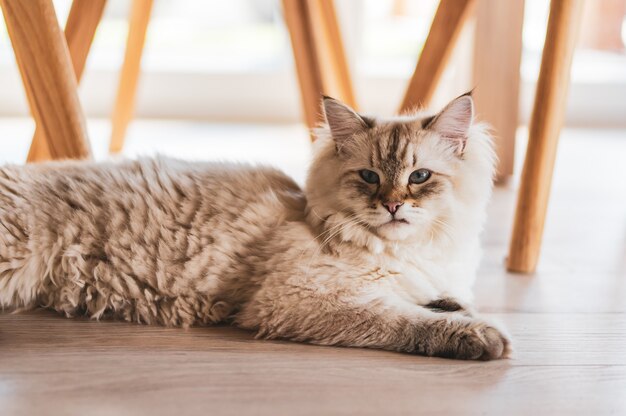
[359,169,380,184]
[409,169,431,184]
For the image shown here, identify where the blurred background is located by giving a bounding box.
[1,0,625,183]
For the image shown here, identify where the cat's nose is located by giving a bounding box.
[382,201,404,214]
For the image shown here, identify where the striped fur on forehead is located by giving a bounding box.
[368,121,422,180]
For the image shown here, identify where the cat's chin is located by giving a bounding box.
[376,219,416,241]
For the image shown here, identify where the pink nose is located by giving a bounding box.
[382,201,404,214]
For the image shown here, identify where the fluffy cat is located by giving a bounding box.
[0,93,510,360]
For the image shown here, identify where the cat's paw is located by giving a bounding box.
[441,319,511,361]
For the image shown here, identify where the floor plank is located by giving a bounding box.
[1,311,625,415]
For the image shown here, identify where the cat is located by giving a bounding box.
[0,92,510,360]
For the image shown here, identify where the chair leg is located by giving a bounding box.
[283,0,324,129]
[27,0,107,163]
[282,0,356,131]
[308,0,357,109]
[472,0,525,180]
[399,0,477,112]
[1,0,91,160]
[109,0,153,154]
[507,0,585,273]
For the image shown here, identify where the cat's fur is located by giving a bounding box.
[0,94,510,360]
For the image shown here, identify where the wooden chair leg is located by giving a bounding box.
[109,0,153,154]
[1,0,91,160]
[282,0,356,131]
[283,0,325,129]
[473,0,525,180]
[507,0,585,273]
[307,0,357,109]
[399,0,477,112]
[27,0,107,163]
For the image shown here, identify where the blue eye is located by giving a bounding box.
[359,169,379,184]
[409,169,431,184]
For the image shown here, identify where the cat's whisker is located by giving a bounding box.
[305,214,369,272]
[307,207,328,223]
[295,213,359,263]
[318,217,358,250]
[299,214,362,274]
[430,217,456,243]
[319,221,362,255]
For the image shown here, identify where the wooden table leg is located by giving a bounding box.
[282,0,356,131]
[507,0,585,273]
[27,0,107,163]
[1,0,91,160]
[399,0,477,112]
[473,0,525,180]
[109,0,153,154]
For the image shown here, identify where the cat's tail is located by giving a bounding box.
[0,168,43,310]
[0,248,45,310]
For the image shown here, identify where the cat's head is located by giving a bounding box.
[305,93,495,251]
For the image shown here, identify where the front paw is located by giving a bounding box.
[437,319,511,361]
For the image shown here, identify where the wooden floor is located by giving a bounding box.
[1,124,625,415]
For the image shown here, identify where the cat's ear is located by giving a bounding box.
[322,96,371,146]
[423,92,474,154]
